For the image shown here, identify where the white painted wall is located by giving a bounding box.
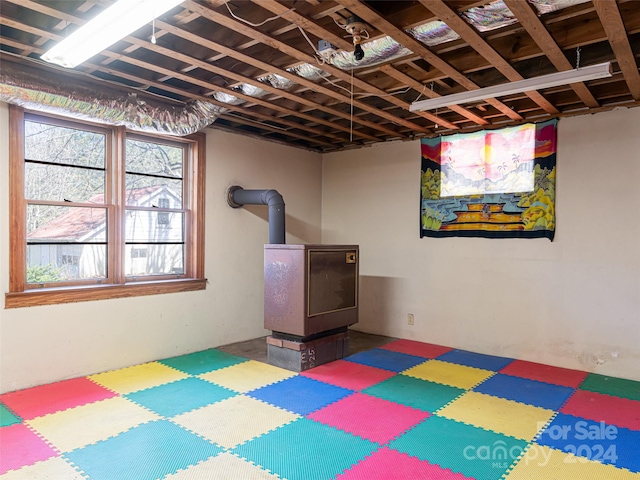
[2,101,639,391]
[322,107,640,381]
[0,101,322,393]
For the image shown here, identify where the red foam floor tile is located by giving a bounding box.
[499,360,588,388]
[307,392,429,444]
[561,389,640,431]
[0,423,58,474]
[379,339,453,359]
[0,377,117,420]
[300,360,395,391]
[337,446,474,480]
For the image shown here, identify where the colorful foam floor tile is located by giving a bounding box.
[199,359,295,393]
[363,374,464,412]
[125,377,236,417]
[561,389,640,431]
[158,348,248,375]
[0,404,21,427]
[65,420,222,480]
[26,396,160,453]
[344,348,428,372]
[0,377,116,420]
[379,339,453,359]
[437,349,514,371]
[2,339,639,480]
[172,394,300,449]
[163,452,280,480]
[536,413,640,472]
[388,415,528,480]
[505,444,640,480]
[300,359,396,391]
[232,417,378,480]
[474,373,575,410]
[89,362,188,395]
[578,373,640,401]
[404,359,494,389]
[0,423,58,474]
[308,392,429,443]
[437,391,555,441]
[0,456,85,480]
[499,359,588,388]
[248,375,353,415]
[337,447,475,480]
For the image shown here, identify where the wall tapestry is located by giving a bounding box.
[420,119,557,240]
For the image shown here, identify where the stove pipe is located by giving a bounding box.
[227,185,286,244]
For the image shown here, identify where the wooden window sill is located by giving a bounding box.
[4,278,207,308]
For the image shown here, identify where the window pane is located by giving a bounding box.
[25,163,105,203]
[125,210,184,242]
[27,206,107,242]
[126,138,183,178]
[25,121,105,168]
[26,244,107,282]
[125,244,184,276]
[125,174,183,207]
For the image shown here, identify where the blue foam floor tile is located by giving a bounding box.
[437,349,513,371]
[536,413,640,472]
[65,420,222,480]
[248,376,353,415]
[126,377,237,417]
[474,373,575,410]
[344,348,427,372]
[233,417,378,480]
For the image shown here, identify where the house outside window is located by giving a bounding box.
[156,198,171,226]
[6,106,206,308]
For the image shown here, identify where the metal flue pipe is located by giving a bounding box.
[227,185,286,244]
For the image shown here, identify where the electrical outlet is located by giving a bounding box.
[407,313,414,325]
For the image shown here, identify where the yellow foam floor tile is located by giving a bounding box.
[163,452,280,480]
[26,397,160,452]
[403,360,494,389]
[0,457,85,480]
[438,391,555,441]
[89,362,188,394]
[506,445,640,479]
[172,394,300,449]
[199,360,295,393]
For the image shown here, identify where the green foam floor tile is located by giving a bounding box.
[579,373,640,401]
[363,374,465,412]
[159,348,248,375]
[232,417,378,480]
[388,415,528,480]
[0,403,21,427]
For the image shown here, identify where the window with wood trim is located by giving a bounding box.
[6,105,206,308]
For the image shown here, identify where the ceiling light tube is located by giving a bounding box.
[41,0,184,69]
[409,62,612,112]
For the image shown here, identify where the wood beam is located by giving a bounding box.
[593,0,640,100]
[504,0,599,108]
[423,0,559,115]
[333,0,523,121]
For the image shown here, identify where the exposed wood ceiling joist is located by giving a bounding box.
[0,0,638,152]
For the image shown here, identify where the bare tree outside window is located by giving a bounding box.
[7,106,206,308]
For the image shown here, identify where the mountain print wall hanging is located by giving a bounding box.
[420,119,557,240]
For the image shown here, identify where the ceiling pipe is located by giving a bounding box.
[227,186,286,244]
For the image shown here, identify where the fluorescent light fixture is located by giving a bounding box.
[409,62,612,112]
[41,0,184,68]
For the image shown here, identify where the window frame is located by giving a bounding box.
[5,105,206,308]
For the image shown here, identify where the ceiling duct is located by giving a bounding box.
[0,55,224,136]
